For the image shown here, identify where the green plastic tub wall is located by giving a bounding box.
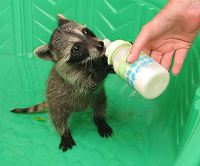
[0,0,200,166]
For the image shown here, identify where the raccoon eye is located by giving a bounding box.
[72,45,80,53]
[82,28,96,37]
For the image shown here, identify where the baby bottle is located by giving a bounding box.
[103,39,170,99]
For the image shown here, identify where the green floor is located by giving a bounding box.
[0,75,175,166]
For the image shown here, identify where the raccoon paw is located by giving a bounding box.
[59,135,76,152]
[97,123,113,138]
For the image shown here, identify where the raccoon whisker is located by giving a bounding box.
[92,59,94,69]
[85,60,89,69]
[81,58,91,69]
[64,56,70,63]
[90,59,92,69]
[91,59,94,69]
[81,56,100,70]
[86,59,89,68]
[87,60,89,68]
[85,61,88,70]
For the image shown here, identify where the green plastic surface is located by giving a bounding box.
[0,0,200,166]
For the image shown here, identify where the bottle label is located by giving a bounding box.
[124,55,154,87]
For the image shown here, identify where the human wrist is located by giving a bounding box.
[166,0,200,27]
[168,0,200,18]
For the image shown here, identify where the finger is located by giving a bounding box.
[172,49,188,75]
[150,51,163,63]
[142,48,151,56]
[161,52,174,70]
[127,26,152,63]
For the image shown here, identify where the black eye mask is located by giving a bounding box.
[68,43,89,64]
[82,28,96,38]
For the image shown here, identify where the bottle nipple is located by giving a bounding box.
[103,39,111,49]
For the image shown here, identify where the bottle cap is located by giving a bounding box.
[104,40,132,65]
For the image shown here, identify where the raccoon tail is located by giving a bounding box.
[11,101,48,113]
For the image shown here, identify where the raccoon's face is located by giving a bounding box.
[34,14,105,67]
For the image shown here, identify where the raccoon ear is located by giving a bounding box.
[57,14,68,26]
[34,45,54,61]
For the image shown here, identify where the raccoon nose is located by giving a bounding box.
[96,41,104,52]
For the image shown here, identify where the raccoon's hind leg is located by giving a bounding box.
[49,110,76,152]
[92,89,113,137]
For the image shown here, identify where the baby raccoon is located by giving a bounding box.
[11,14,114,152]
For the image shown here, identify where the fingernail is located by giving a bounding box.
[127,56,134,63]
[173,72,178,76]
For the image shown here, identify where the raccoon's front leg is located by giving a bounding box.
[92,89,113,137]
[49,110,76,152]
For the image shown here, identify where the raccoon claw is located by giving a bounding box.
[59,135,76,152]
[97,123,113,138]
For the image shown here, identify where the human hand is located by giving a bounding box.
[128,0,200,75]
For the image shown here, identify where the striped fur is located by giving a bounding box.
[11,102,48,113]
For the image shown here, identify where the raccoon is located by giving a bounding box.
[11,14,114,152]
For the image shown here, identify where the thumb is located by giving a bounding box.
[127,26,151,63]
